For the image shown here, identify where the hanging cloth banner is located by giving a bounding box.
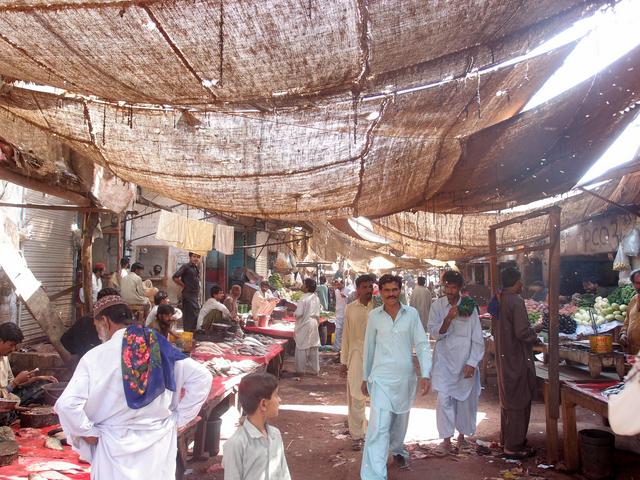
[156,211,213,256]
[214,224,235,255]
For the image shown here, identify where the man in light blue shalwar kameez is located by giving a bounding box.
[428,270,484,451]
[360,274,432,480]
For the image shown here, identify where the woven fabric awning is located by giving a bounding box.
[2,0,631,222]
[327,170,640,261]
[0,0,604,106]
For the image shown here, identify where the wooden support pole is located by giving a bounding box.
[546,206,561,463]
[0,202,110,212]
[0,244,72,364]
[23,289,73,365]
[81,212,100,311]
[488,228,498,296]
[117,213,123,270]
[0,166,90,206]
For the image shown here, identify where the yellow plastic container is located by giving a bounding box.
[180,331,193,352]
[329,332,335,345]
[589,334,613,354]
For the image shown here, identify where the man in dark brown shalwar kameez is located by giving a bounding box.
[492,267,543,459]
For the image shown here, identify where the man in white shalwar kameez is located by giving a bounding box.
[55,295,212,479]
[409,276,432,331]
[427,270,484,450]
[361,274,432,480]
[294,278,322,376]
[341,274,375,450]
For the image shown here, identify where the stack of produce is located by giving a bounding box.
[572,296,628,327]
[524,299,546,314]
[541,312,577,334]
[607,285,636,306]
[575,293,596,308]
[559,304,577,316]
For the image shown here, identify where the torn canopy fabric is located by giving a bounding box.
[0,0,634,221]
[0,40,622,219]
[343,171,640,261]
[0,0,606,105]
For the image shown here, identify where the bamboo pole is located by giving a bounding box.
[81,212,100,311]
[546,206,561,463]
[488,229,498,296]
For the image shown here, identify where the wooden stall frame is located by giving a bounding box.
[488,205,561,463]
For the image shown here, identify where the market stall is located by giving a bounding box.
[178,332,286,471]
[0,425,90,479]
[561,379,621,472]
[243,317,295,339]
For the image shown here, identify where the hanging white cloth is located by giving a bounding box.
[214,224,234,255]
[156,211,213,255]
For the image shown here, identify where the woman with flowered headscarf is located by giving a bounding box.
[55,295,212,479]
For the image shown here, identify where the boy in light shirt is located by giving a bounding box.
[223,373,291,480]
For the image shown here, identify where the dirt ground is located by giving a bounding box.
[186,353,640,480]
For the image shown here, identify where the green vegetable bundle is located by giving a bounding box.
[458,296,477,317]
[576,293,595,308]
[608,285,636,306]
[268,273,284,290]
[528,312,542,325]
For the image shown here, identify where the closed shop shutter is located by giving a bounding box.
[255,231,269,279]
[19,190,77,342]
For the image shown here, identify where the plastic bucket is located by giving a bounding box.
[205,418,223,457]
[579,429,614,480]
[257,314,270,328]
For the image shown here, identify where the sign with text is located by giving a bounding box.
[560,213,636,256]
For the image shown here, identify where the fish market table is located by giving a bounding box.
[178,340,285,476]
[561,380,618,472]
[243,318,295,339]
[0,425,90,479]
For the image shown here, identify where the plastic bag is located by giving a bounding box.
[608,361,640,436]
[613,244,631,271]
[622,228,640,256]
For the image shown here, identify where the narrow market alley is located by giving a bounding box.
[189,354,640,480]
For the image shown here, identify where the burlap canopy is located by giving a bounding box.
[1,0,630,222]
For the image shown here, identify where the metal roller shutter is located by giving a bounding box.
[255,231,269,279]
[19,190,77,342]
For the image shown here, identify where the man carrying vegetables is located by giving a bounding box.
[620,269,640,355]
[427,270,484,451]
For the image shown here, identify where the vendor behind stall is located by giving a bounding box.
[198,285,234,329]
[583,276,609,298]
[252,280,278,316]
[121,262,151,307]
[0,323,58,424]
[145,291,183,327]
[148,304,181,339]
[224,285,242,323]
[528,281,548,303]
[620,269,640,355]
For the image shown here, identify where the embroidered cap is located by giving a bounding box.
[94,295,127,319]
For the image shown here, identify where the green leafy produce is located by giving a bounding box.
[458,296,477,317]
[576,293,595,308]
[290,291,303,301]
[608,285,636,306]
[528,312,542,325]
[268,273,284,290]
